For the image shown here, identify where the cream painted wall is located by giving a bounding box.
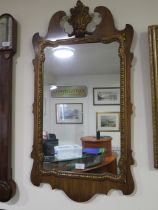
[0,0,158,209]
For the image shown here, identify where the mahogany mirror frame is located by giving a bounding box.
[148,25,158,168]
[0,14,17,202]
[31,0,134,202]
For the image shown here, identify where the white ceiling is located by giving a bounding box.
[44,42,120,77]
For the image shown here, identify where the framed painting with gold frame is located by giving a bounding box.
[96,112,120,132]
[148,25,158,168]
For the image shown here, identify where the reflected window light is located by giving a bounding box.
[53,47,74,59]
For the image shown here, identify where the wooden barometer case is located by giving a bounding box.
[0,14,17,202]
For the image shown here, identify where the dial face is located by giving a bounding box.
[0,15,13,49]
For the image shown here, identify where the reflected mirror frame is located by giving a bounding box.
[148,25,158,168]
[31,0,134,202]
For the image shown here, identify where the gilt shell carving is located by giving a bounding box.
[68,0,92,37]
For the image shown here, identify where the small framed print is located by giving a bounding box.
[96,112,120,132]
[93,87,120,105]
[56,103,83,124]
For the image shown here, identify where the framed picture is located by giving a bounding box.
[148,25,158,168]
[51,86,87,98]
[96,112,120,132]
[56,103,83,124]
[93,87,120,105]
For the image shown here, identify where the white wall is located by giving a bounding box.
[0,0,157,209]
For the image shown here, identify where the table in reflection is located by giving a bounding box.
[43,153,117,174]
[43,136,117,174]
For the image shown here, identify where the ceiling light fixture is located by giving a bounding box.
[50,85,57,90]
[53,47,74,59]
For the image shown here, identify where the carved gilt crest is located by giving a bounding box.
[68,0,92,37]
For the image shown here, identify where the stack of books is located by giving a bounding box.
[82,147,105,155]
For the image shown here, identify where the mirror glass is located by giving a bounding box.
[42,41,120,175]
[0,15,13,49]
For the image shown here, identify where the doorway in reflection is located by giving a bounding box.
[42,42,120,174]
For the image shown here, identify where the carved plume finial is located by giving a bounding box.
[68,0,92,37]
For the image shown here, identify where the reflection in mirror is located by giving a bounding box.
[42,42,121,174]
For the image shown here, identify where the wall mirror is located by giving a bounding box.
[31,0,134,202]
